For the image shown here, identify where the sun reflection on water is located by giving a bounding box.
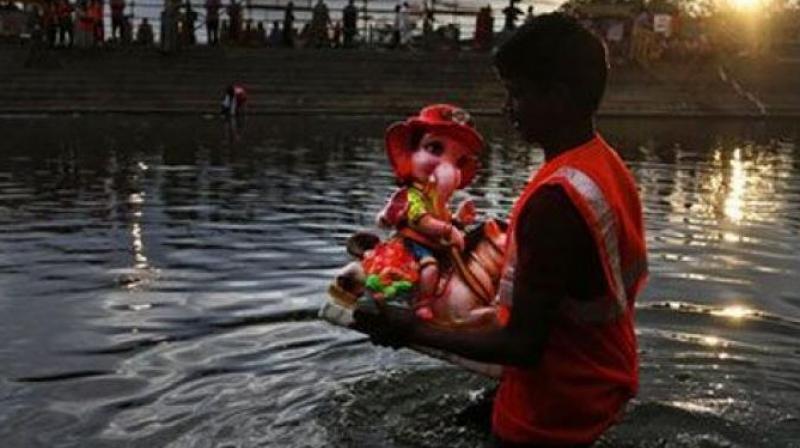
[723,148,746,223]
[711,305,756,320]
[123,160,159,290]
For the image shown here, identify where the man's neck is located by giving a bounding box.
[539,118,596,161]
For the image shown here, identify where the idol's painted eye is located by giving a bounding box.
[424,141,444,156]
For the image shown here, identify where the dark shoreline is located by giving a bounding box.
[2,45,798,118]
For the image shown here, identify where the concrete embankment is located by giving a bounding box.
[0,45,797,117]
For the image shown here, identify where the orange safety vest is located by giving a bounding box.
[492,134,648,445]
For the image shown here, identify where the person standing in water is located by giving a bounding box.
[354,13,648,447]
[221,84,247,118]
[221,84,248,142]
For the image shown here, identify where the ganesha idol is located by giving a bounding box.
[326,104,507,330]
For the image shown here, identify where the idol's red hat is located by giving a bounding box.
[385,104,485,188]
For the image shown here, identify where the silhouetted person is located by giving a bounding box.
[399,1,411,46]
[121,14,133,44]
[221,84,247,142]
[332,20,341,47]
[136,17,154,45]
[110,0,125,40]
[256,21,267,46]
[221,84,247,116]
[244,19,257,45]
[161,0,179,52]
[57,0,74,47]
[283,1,295,47]
[43,1,58,47]
[474,5,493,51]
[227,0,242,42]
[502,0,522,31]
[268,20,281,46]
[205,0,221,44]
[342,0,357,48]
[310,0,330,48]
[183,0,197,44]
[422,6,434,38]
[392,4,401,48]
[220,19,229,42]
[75,0,94,47]
[525,5,534,23]
[89,0,102,43]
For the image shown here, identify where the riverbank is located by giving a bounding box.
[1,44,798,117]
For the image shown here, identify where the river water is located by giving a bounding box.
[0,115,798,447]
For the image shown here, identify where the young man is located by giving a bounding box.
[205,0,221,45]
[342,0,358,48]
[110,0,125,40]
[353,13,648,447]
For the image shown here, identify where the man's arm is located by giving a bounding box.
[354,185,598,367]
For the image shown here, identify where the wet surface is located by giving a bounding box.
[0,115,799,447]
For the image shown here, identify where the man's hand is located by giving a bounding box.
[352,300,418,349]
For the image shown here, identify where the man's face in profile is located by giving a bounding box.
[502,76,557,145]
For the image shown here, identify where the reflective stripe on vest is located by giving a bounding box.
[547,167,627,316]
[497,165,648,324]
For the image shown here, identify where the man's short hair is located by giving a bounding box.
[493,13,609,116]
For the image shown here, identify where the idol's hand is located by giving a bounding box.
[455,198,477,225]
[447,225,466,252]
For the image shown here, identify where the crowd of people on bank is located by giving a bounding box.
[5,0,722,60]
[11,0,520,51]
[9,0,152,47]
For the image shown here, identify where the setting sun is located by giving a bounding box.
[729,0,762,11]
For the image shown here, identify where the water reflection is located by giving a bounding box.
[711,304,756,320]
[724,148,746,223]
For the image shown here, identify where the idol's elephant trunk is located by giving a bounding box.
[431,162,461,217]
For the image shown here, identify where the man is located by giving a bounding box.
[57,0,74,47]
[474,5,493,51]
[391,4,402,48]
[282,1,294,47]
[342,0,357,48]
[160,0,179,52]
[399,1,412,46]
[354,13,648,447]
[502,0,522,31]
[89,0,103,44]
[268,20,281,47]
[43,1,58,47]
[227,0,242,43]
[136,17,154,45]
[220,84,247,118]
[205,0,221,44]
[309,0,330,48]
[182,0,197,45]
[110,0,125,40]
